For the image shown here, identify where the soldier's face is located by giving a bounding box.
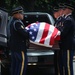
[59,9,64,16]
[63,8,72,15]
[13,13,24,20]
[53,12,59,18]
[19,13,24,20]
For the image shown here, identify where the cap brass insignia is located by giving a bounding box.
[21,25,24,29]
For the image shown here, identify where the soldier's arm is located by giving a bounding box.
[14,22,29,39]
[61,20,72,39]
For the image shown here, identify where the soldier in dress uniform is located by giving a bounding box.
[53,4,65,75]
[59,2,75,75]
[9,6,29,75]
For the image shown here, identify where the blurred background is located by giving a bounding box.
[0,0,75,19]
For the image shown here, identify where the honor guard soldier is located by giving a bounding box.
[9,6,29,75]
[59,2,75,75]
[53,4,65,75]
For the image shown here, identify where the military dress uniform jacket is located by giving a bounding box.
[9,18,29,52]
[60,15,75,50]
[54,16,65,31]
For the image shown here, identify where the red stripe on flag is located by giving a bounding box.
[50,28,58,45]
[55,35,60,40]
[39,23,50,44]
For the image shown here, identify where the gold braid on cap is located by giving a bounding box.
[64,5,74,10]
[12,10,23,14]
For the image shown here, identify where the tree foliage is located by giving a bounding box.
[0,0,75,14]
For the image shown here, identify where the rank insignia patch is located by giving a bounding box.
[21,25,24,29]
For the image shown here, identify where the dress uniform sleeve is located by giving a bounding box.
[61,20,73,39]
[14,22,29,39]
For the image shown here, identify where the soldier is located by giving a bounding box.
[9,6,29,75]
[53,4,65,75]
[59,3,75,75]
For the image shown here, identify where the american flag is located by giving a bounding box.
[25,22,60,48]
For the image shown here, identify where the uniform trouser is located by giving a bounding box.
[58,49,74,75]
[10,50,27,75]
[54,50,59,75]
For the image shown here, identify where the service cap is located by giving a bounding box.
[63,3,74,10]
[53,5,60,13]
[11,6,24,15]
[58,3,65,9]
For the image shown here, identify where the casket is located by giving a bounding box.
[29,40,59,50]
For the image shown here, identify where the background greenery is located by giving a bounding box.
[0,0,75,18]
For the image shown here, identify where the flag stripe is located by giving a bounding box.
[39,23,50,44]
[55,31,60,40]
[35,23,46,42]
[50,27,58,45]
[44,25,54,46]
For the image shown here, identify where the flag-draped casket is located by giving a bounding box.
[26,22,60,50]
